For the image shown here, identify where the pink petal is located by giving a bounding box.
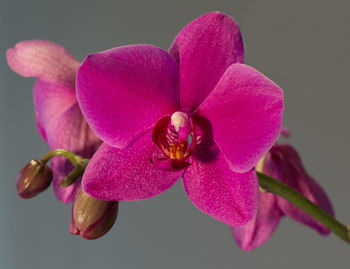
[6,40,79,87]
[82,132,183,201]
[34,80,77,147]
[169,11,244,111]
[267,144,334,235]
[232,192,283,251]
[35,113,47,142]
[50,105,101,202]
[197,63,283,173]
[182,140,259,226]
[34,80,102,203]
[77,45,179,149]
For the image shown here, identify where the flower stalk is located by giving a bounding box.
[257,171,350,243]
[39,149,350,244]
[40,149,89,187]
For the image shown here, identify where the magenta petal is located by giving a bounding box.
[197,64,283,173]
[82,132,183,201]
[6,40,79,87]
[34,80,102,202]
[77,45,179,148]
[169,11,244,111]
[232,192,283,251]
[183,148,259,226]
[267,144,334,235]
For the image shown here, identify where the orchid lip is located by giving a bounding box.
[151,111,198,170]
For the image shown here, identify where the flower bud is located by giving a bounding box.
[69,189,119,240]
[16,160,53,199]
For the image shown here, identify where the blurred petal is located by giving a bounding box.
[267,144,334,234]
[34,80,76,147]
[77,45,179,148]
[35,112,47,142]
[183,139,259,226]
[197,64,283,173]
[50,106,101,203]
[169,11,244,111]
[6,40,79,87]
[34,80,102,203]
[232,192,283,251]
[82,132,183,201]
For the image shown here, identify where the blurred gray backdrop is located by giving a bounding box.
[1,0,349,268]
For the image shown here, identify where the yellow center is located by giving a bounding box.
[169,143,186,160]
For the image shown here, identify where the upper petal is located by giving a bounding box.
[34,80,102,203]
[197,64,283,173]
[77,45,179,149]
[82,132,183,201]
[231,192,283,251]
[169,11,244,111]
[6,40,79,87]
[267,144,334,235]
[182,140,259,226]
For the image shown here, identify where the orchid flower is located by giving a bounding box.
[232,143,334,251]
[6,41,102,203]
[76,11,284,227]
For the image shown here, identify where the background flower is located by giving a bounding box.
[6,40,102,203]
[232,144,334,251]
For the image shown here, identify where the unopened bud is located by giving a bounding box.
[16,160,53,199]
[69,189,119,240]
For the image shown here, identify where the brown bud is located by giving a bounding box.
[69,189,119,240]
[16,160,53,199]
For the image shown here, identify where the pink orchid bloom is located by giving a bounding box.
[232,144,334,251]
[6,40,102,203]
[76,11,284,226]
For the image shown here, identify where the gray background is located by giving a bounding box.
[1,0,349,268]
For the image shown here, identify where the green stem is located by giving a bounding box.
[257,171,350,243]
[40,149,89,187]
[40,149,82,165]
[59,164,86,187]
